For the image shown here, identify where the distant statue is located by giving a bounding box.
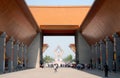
[53,46,65,67]
[54,46,64,62]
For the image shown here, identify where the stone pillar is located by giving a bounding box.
[75,30,79,64]
[99,40,106,69]
[40,33,43,66]
[0,32,7,73]
[13,40,20,70]
[18,42,24,66]
[95,42,101,69]
[105,36,114,71]
[23,45,27,68]
[113,33,120,71]
[6,37,14,72]
[28,33,41,68]
[75,30,91,64]
[91,45,96,68]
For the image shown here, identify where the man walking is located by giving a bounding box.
[104,63,109,77]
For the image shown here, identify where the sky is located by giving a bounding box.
[43,36,75,59]
[25,0,95,6]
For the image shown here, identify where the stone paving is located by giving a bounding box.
[0,68,120,78]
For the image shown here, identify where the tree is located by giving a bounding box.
[43,55,54,63]
[63,54,73,62]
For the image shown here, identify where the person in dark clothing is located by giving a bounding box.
[40,60,43,68]
[104,64,109,77]
[54,64,58,72]
[113,61,116,73]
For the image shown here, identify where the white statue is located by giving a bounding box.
[54,46,64,62]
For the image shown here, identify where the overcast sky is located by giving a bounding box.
[25,0,95,6]
[43,36,75,59]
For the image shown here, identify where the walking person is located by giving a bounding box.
[53,63,58,72]
[104,63,109,77]
[40,60,44,68]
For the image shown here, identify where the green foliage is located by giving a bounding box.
[43,55,54,63]
[63,54,73,62]
[71,58,76,62]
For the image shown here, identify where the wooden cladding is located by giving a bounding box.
[0,0,38,45]
[80,0,120,45]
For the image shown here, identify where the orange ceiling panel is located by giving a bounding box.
[29,6,90,27]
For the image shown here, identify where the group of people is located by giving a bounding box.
[76,64,92,70]
[40,61,109,77]
[41,63,59,72]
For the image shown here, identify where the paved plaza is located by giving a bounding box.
[0,68,120,78]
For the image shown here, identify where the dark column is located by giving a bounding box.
[6,37,14,72]
[91,45,96,68]
[0,32,7,73]
[75,30,80,64]
[13,40,20,70]
[99,40,106,70]
[40,32,43,66]
[95,42,100,69]
[113,33,120,71]
[18,42,24,66]
[105,36,114,71]
[23,45,27,68]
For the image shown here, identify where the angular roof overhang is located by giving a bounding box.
[3,0,119,46]
[80,0,120,45]
[42,44,49,52]
[0,0,39,45]
[69,44,76,53]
